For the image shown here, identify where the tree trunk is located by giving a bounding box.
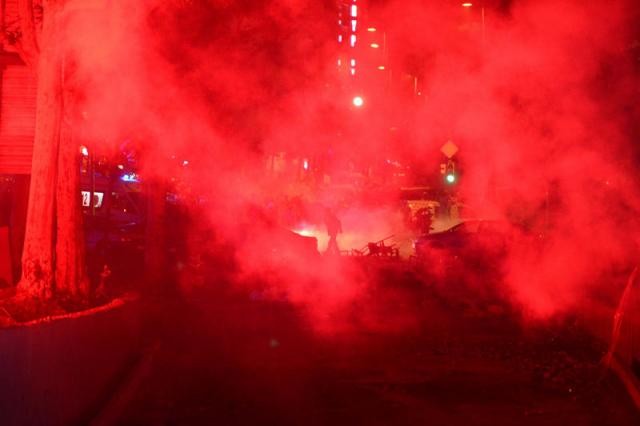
[54,8,90,299]
[17,0,64,299]
[55,107,89,298]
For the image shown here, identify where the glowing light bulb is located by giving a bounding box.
[353,96,364,107]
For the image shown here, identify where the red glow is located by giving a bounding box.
[13,0,638,334]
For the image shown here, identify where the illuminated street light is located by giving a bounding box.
[352,96,364,107]
[377,65,385,70]
[370,43,379,48]
[367,27,376,32]
[461,1,485,44]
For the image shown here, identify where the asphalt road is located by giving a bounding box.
[106,265,640,426]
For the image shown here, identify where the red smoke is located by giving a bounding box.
[63,0,640,328]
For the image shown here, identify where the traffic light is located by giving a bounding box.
[444,160,457,185]
[445,172,456,184]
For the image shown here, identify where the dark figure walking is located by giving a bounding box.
[324,208,342,255]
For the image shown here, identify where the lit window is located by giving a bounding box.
[350,58,356,67]
[338,34,343,43]
[370,43,379,49]
[351,5,357,17]
[367,27,376,32]
[350,34,356,47]
[351,19,357,32]
[378,65,385,70]
[350,68,356,75]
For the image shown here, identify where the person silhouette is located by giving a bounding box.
[324,208,342,255]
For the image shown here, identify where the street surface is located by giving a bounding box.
[109,262,639,425]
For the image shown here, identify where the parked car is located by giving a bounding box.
[414,219,524,270]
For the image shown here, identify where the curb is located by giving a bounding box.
[610,355,640,412]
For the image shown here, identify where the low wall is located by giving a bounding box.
[0,297,142,426]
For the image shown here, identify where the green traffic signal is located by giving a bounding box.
[445,173,456,184]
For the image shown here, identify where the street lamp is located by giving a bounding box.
[352,96,364,107]
[461,2,485,45]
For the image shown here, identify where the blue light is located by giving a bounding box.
[121,173,139,182]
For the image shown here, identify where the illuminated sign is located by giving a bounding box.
[121,173,139,182]
[81,191,104,208]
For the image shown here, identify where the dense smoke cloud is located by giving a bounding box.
[363,0,640,317]
[62,0,640,326]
